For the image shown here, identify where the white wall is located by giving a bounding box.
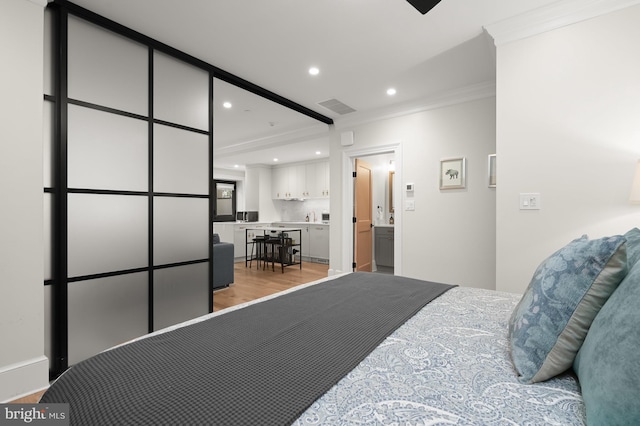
[330,97,497,289]
[0,0,49,402]
[256,165,279,222]
[495,4,640,294]
[244,165,260,212]
[276,199,330,223]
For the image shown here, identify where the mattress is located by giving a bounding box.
[295,286,586,425]
[42,274,586,425]
[41,273,454,425]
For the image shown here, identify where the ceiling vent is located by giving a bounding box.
[317,98,356,115]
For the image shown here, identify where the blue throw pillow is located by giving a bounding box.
[508,235,627,383]
[574,257,640,425]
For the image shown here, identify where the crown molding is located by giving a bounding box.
[214,122,330,158]
[484,0,640,46]
[333,80,496,131]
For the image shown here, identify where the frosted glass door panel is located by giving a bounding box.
[44,9,54,96]
[43,101,53,188]
[154,263,209,330]
[68,273,148,365]
[68,16,148,115]
[153,124,208,195]
[44,193,52,281]
[68,105,148,191]
[68,194,148,277]
[153,52,209,131]
[154,197,208,265]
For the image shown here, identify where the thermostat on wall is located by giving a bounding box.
[406,183,414,191]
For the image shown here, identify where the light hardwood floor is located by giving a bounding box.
[214,260,330,311]
[10,260,329,404]
[8,391,47,404]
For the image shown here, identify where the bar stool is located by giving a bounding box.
[249,235,266,269]
[264,235,283,272]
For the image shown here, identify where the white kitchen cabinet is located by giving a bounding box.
[233,225,248,260]
[309,224,330,263]
[272,161,328,199]
[269,222,329,264]
[272,223,309,259]
[272,164,306,199]
[289,165,305,198]
[306,162,329,198]
[271,167,289,199]
[233,223,267,261]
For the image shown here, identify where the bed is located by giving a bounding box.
[41,229,640,425]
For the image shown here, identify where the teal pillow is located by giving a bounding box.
[574,258,640,425]
[508,235,627,383]
[624,227,640,266]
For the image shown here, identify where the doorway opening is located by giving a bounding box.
[341,143,402,276]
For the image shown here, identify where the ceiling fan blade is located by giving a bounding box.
[406,0,442,15]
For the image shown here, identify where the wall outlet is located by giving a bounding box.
[520,193,541,210]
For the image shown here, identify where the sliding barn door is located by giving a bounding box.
[43,5,213,377]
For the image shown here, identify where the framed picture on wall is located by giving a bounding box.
[440,157,466,190]
[488,154,496,188]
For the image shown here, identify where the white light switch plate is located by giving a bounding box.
[520,193,541,210]
[405,200,415,211]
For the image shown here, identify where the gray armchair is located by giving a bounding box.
[213,233,234,289]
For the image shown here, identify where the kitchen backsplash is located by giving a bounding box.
[275,199,330,222]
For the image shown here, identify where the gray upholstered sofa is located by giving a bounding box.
[213,233,234,289]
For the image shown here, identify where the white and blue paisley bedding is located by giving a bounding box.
[295,286,586,425]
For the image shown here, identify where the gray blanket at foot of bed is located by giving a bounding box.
[41,272,455,425]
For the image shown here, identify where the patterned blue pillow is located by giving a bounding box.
[508,235,627,383]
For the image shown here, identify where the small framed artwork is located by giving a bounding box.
[440,157,466,190]
[488,154,496,188]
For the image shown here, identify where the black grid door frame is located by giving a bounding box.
[46,3,214,379]
[46,0,332,379]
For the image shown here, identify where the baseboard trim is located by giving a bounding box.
[0,356,49,403]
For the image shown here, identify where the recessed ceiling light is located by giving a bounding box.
[234,164,239,168]
[386,88,397,96]
[223,101,232,108]
[273,158,279,162]
[315,151,321,155]
[308,67,320,76]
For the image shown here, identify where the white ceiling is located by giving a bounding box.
[69,0,561,169]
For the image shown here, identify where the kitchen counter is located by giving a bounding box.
[271,222,330,264]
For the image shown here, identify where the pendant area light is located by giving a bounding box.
[406,0,442,15]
